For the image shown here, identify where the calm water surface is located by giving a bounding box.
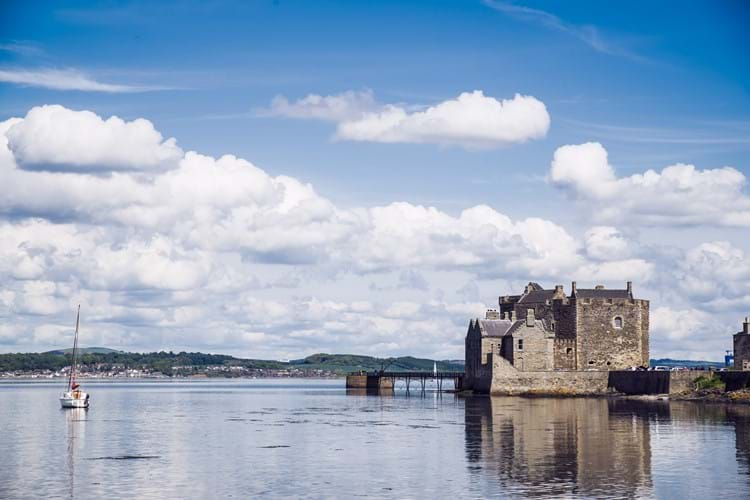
[1,379,749,499]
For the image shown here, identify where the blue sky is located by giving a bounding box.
[0,0,749,360]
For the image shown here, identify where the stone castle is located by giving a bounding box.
[465,281,650,393]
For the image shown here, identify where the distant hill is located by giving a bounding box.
[4,350,724,375]
[650,358,725,368]
[45,347,123,355]
[0,350,463,375]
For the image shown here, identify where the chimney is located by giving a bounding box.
[553,285,565,299]
[485,309,499,320]
[511,310,517,322]
[627,281,633,296]
[744,317,750,334]
[526,309,535,327]
[595,284,605,290]
[571,281,577,296]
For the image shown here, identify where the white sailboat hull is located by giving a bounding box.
[60,391,89,408]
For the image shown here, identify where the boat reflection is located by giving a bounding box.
[65,407,87,499]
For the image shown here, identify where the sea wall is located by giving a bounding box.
[717,371,750,391]
[489,369,709,396]
[607,370,712,395]
[490,370,609,395]
[607,371,670,394]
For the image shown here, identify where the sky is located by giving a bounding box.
[0,0,749,361]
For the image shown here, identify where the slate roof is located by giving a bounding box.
[517,290,555,303]
[574,289,631,299]
[478,319,513,338]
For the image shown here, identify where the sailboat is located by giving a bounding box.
[60,305,89,409]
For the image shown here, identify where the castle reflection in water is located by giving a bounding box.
[464,397,750,498]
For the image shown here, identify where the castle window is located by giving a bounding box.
[613,316,623,329]
[566,347,572,355]
[517,339,524,351]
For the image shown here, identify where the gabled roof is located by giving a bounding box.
[477,319,513,338]
[574,289,630,299]
[506,318,553,336]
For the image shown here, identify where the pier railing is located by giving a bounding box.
[346,370,465,392]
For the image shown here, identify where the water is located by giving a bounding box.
[1,379,749,499]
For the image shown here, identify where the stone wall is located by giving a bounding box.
[471,352,499,393]
[607,371,670,395]
[640,301,650,369]
[489,364,609,395]
[718,370,750,391]
[554,338,576,370]
[575,298,648,370]
[511,318,555,371]
[607,370,709,395]
[464,320,481,390]
[552,300,576,339]
[734,333,750,371]
[486,369,708,396]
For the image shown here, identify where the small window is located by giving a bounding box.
[613,316,623,329]
[566,347,572,355]
[497,344,502,356]
[518,339,524,351]
[588,360,594,365]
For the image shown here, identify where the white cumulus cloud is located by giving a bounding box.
[4,105,182,171]
[549,142,750,226]
[267,90,550,148]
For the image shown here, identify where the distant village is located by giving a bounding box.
[1,364,338,380]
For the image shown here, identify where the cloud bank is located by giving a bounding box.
[0,105,745,361]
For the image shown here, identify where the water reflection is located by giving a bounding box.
[465,397,750,498]
[465,397,660,498]
[727,405,750,475]
[3,381,750,499]
[65,408,87,500]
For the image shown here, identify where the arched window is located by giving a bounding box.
[613,316,623,329]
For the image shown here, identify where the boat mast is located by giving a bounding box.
[67,305,81,392]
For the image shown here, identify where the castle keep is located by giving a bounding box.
[465,281,650,393]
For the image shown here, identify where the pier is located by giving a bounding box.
[345,371,464,394]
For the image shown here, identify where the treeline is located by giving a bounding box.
[0,351,464,376]
[0,351,285,375]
